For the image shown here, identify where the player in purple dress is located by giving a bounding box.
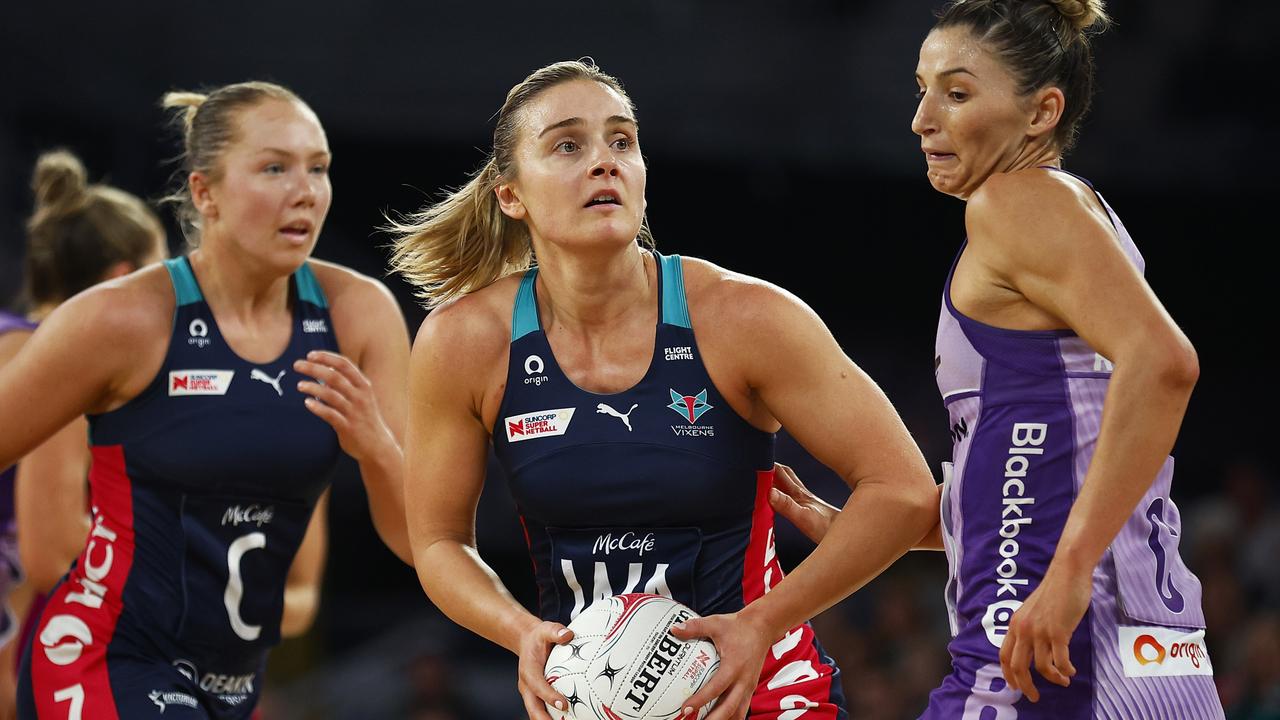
[771,0,1224,717]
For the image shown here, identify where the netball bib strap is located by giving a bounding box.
[658,253,691,329]
[512,268,540,342]
[294,262,328,308]
[164,257,203,307]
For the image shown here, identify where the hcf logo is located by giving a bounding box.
[667,389,712,424]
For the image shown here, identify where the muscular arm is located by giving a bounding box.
[965,170,1198,698]
[968,171,1198,581]
[705,273,940,638]
[0,283,163,470]
[405,287,596,719]
[404,300,536,652]
[675,271,940,718]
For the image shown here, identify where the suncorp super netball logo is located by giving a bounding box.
[169,369,234,396]
[1119,626,1213,677]
[505,408,575,443]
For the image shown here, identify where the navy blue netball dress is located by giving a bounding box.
[19,257,342,719]
[493,252,847,719]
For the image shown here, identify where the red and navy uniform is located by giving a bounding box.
[18,257,341,719]
[493,252,847,719]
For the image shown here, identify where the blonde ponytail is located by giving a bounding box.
[161,91,207,137]
[387,159,531,306]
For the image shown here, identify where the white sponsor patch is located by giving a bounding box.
[169,370,235,396]
[504,408,575,442]
[1119,625,1213,677]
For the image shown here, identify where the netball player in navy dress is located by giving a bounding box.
[0,82,411,719]
[0,150,168,719]
[772,1,1224,718]
[391,60,940,720]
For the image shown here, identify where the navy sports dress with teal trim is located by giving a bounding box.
[493,252,847,719]
[19,257,341,719]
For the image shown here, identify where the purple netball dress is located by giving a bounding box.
[924,171,1224,719]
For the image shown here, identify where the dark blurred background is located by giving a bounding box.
[2,1,1276,718]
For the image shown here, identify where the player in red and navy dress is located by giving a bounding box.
[393,60,939,720]
[0,82,410,718]
[1,149,169,718]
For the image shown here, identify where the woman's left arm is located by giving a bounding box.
[296,271,412,564]
[966,172,1199,701]
[674,273,939,719]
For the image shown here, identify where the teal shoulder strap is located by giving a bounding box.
[658,253,691,329]
[164,257,203,306]
[294,262,329,308]
[511,267,540,341]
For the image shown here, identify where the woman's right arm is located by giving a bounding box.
[403,301,570,720]
[0,283,158,469]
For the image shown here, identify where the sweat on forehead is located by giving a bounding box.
[918,27,1018,87]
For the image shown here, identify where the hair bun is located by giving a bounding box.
[1047,0,1110,33]
[32,150,89,213]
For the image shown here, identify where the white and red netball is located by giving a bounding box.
[544,593,719,720]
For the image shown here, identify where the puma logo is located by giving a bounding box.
[250,369,286,397]
[596,403,638,432]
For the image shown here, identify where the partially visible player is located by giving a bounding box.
[0,82,411,718]
[0,150,167,719]
[392,59,939,720]
[774,1,1223,717]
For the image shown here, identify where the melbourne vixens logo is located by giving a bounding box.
[668,389,714,437]
[667,389,711,423]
